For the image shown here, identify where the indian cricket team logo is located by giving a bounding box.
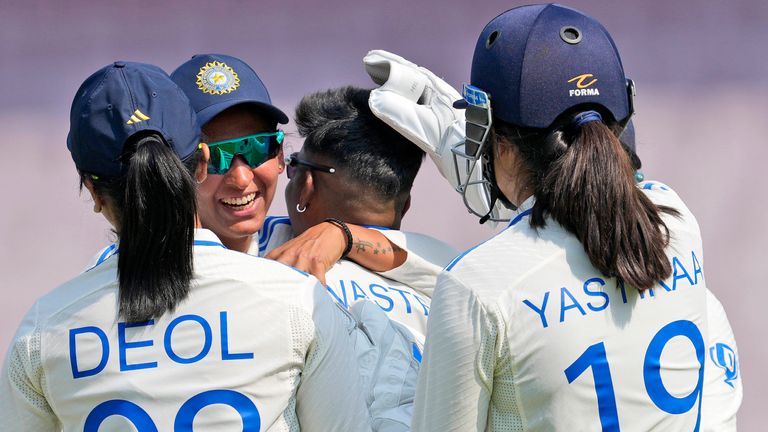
[709,342,739,388]
[567,73,600,97]
[196,61,240,95]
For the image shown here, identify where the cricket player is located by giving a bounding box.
[263,86,459,343]
[360,4,739,430]
[0,62,370,431]
[621,122,742,431]
[168,54,459,341]
[171,54,444,430]
[169,53,427,285]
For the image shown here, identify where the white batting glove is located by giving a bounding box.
[365,50,511,223]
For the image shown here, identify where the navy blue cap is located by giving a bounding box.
[470,4,631,128]
[67,61,201,178]
[171,54,288,127]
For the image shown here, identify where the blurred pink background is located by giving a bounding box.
[1,0,765,428]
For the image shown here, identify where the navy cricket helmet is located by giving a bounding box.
[470,3,634,129]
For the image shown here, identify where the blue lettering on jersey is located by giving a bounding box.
[390,287,413,314]
[560,287,587,323]
[639,286,656,299]
[369,284,395,312]
[709,342,739,388]
[221,311,254,360]
[328,282,350,308]
[414,294,430,316]
[522,251,702,329]
[583,278,609,312]
[672,256,695,289]
[329,278,430,319]
[352,280,370,301]
[523,292,550,328]
[119,321,158,371]
[618,280,629,304]
[70,326,110,379]
[70,312,251,378]
[692,251,703,284]
[164,315,213,364]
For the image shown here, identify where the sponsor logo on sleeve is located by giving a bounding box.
[709,342,738,388]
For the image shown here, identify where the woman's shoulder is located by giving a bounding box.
[638,180,701,236]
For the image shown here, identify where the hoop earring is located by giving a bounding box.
[296,203,307,213]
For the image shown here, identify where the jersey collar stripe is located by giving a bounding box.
[507,208,533,228]
[445,209,533,272]
[259,217,292,249]
[194,240,226,248]
[96,244,118,265]
[85,240,224,273]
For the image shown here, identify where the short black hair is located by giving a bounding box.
[295,86,424,202]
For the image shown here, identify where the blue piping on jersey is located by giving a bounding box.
[640,181,670,191]
[445,208,533,272]
[84,244,118,272]
[96,244,117,266]
[508,208,533,228]
[360,224,391,230]
[86,240,226,272]
[194,240,225,248]
[277,262,310,277]
[259,216,291,250]
[412,343,422,363]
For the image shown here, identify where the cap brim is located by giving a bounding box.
[197,99,289,127]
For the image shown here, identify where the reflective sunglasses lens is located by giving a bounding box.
[242,137,270,168]
[207,131,284,174]
[208,147,234,174]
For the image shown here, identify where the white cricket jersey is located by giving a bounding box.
[1,229,371,431]
[413,181,715,432]
[254,216,459,342]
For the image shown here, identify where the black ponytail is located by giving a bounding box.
[494,117,678,291]
[82,132,200,321]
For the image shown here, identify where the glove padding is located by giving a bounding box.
[365,50,512,222]
[349,299,421,432]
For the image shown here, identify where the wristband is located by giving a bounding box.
[324,218,353,259]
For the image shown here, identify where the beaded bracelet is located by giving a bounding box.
[324,218,353,259]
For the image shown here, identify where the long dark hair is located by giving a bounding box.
[493,114,678,290]
[81,132,200,321]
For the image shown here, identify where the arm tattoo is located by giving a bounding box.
[354,240,404,256]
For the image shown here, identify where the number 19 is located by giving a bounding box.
[564,320,705,432]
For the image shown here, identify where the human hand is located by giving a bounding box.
[364,49,512,223]
[265,221,346,284]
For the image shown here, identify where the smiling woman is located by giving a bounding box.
[196,103,286,253]
[171,54,412,282]
[0,61,371,431]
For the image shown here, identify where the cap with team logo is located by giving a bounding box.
[67,61,201,178]
[469,3,632,128]
[171,53,289,127]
